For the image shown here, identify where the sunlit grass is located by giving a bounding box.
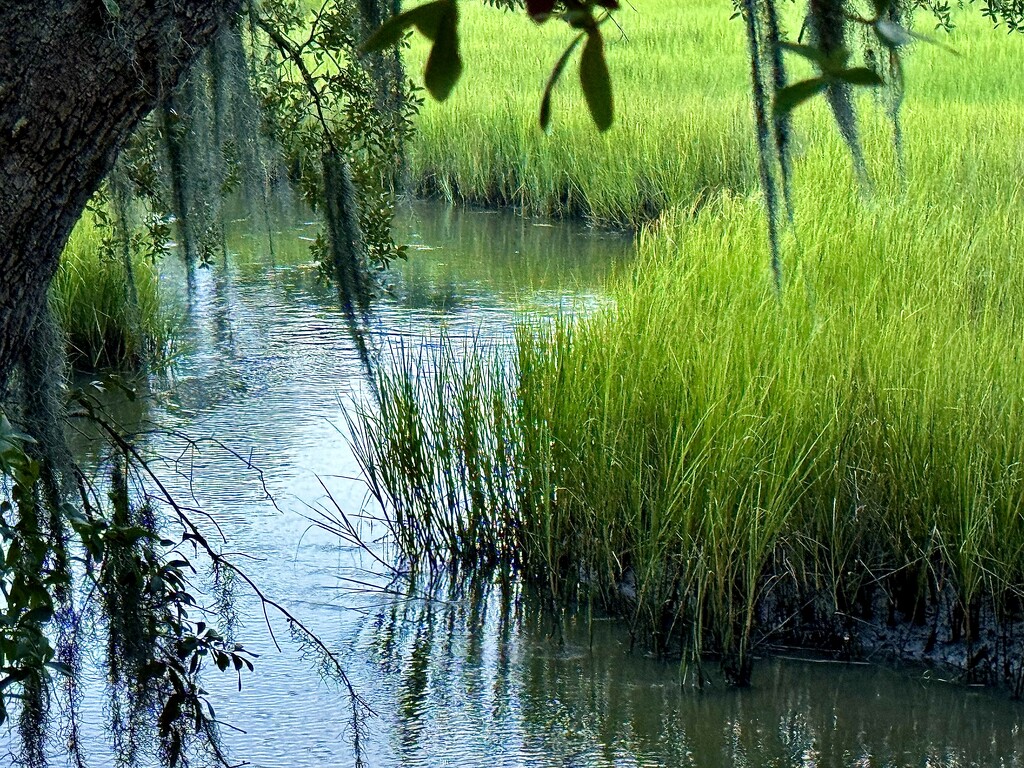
[408,1,755,226]
[360,1,1024,682]
[51,214,180,369]
[407,0,1024,227]
[356,173,1024,680]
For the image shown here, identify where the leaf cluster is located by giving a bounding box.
[0,399,257,766]
[363,0,620,131]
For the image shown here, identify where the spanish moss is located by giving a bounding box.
[742,0,784,291]
[762,0,795,223]
[808,0,870,184]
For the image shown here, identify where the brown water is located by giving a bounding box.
[45,202,1024,767]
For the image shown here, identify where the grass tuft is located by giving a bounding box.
[50,214,180,370]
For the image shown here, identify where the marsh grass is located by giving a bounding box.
[356,17,1024,679]
[406,1,757,227]
[356,182,1024,681]
[407,1,1023,228]
[50,215,180,369]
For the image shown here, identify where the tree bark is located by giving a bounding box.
[0,0,240,388]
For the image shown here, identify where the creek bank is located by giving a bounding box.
[609,566,1024,693]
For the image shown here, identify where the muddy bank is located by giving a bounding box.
[754,582,1024,695]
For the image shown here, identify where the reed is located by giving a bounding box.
[355,17,1024,680]
[50,214,180,369]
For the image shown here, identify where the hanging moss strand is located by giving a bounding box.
[808,0,869,184]
[886,1,907,180]
[742,0,784,292]
[162,101,197,287]
[322,149,371,320]
[763,0,794,223]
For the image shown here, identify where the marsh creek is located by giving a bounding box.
[51,202,1024,767]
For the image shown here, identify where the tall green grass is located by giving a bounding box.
[355,186,1024,682]
[50,215,179,369]
[356,12,1024,682]
[407,1,1023,228]
[408,1,757,226]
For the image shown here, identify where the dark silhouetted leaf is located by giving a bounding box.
[774,77,828,115]
[779,41,829,64]
[22,605,54,625]
[835,67,885,86]
[780,42,852,73]
[424,2,463,101]
[360,0,447,53]
[540,32,585,132]
[526,0,557,20]
[580,28,613,131]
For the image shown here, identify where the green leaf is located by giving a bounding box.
[834,67,884,86]
[579,28,614,132]
[540,32,586,133]
[22,605,54,625]
[360,0,447,53]
[424,2,463,101]
[101,0,120,18]
[774,77,829,115]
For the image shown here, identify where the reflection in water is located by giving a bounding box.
[366,579,1024,768]
[22,201,1024,767]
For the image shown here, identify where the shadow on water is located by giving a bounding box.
[31,201,1024,767]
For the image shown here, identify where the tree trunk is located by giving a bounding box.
[0,0,240,388]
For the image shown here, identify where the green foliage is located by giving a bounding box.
[49,211,179,370]
[0,414,63,730]
[0,389,262,765]
[364,0,620,130]
[774,43,883,114]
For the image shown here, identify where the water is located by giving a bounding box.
[42,202,1024,766]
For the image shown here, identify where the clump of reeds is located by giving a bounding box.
[50,215,179,370]
[354,132,1024,684]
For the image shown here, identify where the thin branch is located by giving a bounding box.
[85,410,374,715]
[253,15,338,154]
